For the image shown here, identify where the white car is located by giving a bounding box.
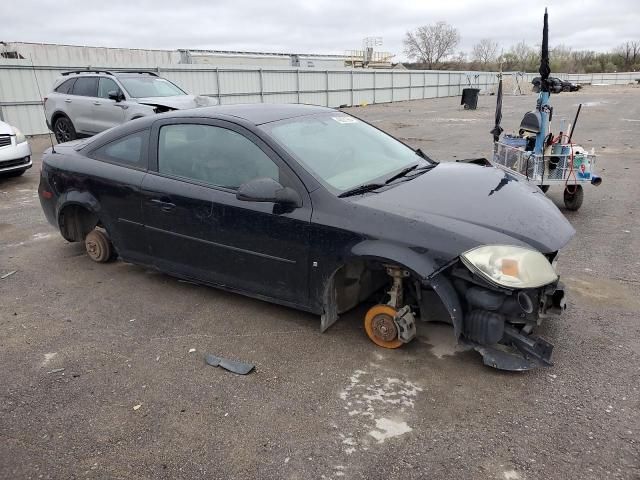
[0,120,31,176]
[44,70,217,143]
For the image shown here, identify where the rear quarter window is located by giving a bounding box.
[90,130,149,169]
[55,78,76,94]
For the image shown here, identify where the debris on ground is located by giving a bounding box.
[1,270,17,279]
[133,404,142,411]
[47,368,65,374]
[188,348,196,353]
[205,354,255,375]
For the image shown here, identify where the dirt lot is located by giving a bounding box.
[1,85,639,479]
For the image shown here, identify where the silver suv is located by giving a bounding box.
[44,70,217,143]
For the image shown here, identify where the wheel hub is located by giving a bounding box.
[371,314,398,342]
[86,240,101,258]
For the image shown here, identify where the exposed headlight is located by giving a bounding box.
[461,245,558,289]
[11,126,27,144]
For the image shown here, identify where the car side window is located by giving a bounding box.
[157,124,279,190]
[98,78,121,99]
[91,131,148,169]
[72,77,99,97]
[55,78,76,94]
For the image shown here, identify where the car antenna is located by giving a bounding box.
[29,55,56,153]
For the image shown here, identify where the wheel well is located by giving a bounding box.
[332,260,393,314]
[51,111,71,127]
[321,258,435,332]
[58,204,100,242]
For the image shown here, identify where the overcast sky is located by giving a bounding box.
[4,0,639,59]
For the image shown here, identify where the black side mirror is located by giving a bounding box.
[236,177,301,207]
[108,90,124,102]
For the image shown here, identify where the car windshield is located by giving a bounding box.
[262,113,428,192]
[118,77,186,98]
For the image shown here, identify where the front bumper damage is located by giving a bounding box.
[467,281,565,371]
[423,263,566,371]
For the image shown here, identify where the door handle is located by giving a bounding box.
[64,99,72,103]
[150,198,176,212]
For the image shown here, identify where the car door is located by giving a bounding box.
[93,77,126,132]
[141,118,312,305]
[86,129,150,263]
[68,76,100,134]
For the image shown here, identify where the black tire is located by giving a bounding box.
[563,185,584,211]
[53,116,77,144]
[539,185,550,193]
[85,229,116,263]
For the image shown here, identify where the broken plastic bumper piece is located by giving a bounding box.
[470,325,554,372]
[205,354,255,375]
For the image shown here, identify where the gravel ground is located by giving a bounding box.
[1,85,638,479]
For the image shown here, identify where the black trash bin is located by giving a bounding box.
[461,88,480,110]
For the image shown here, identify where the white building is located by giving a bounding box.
[1,41,396,69]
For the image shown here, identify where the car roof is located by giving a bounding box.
[81,103,339,148]
[162,103,335,125]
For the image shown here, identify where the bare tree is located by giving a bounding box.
[616,41,640,69]
[551,44,574,72]
[508,41,538,71]
[472,38,499,67]
[403,22,461,69]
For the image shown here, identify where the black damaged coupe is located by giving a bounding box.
[39,104,574,370]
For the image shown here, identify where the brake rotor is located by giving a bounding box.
[364,304,403,349]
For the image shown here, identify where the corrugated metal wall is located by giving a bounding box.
[563,72,637,85]
[1,42,180,66]
[0,60,635,135]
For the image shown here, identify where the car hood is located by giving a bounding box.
[354,162,575,255]
[0,120,14,135]
[136,95,216,110]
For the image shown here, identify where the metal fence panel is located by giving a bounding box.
[264,92,298,104]
[1,104,48,135]
[263,71,297,93]
[328,91,351,108]
[299,71,326,93]
[299,91,327,106]
[0,60,636,135]
[353,89,374,105]
[394,86,410,102]
[219,70,260,96]
[219,93,261,105]
[353,72,374,90]
[161,69,219,97]
[328,71,350,91]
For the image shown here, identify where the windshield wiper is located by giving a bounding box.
[338,183,385,198]
[384,164,419,184]
[384,163,437,185]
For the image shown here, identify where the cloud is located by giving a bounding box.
[3,0,639,60]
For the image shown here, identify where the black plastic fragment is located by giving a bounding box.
[205,354,255,375]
